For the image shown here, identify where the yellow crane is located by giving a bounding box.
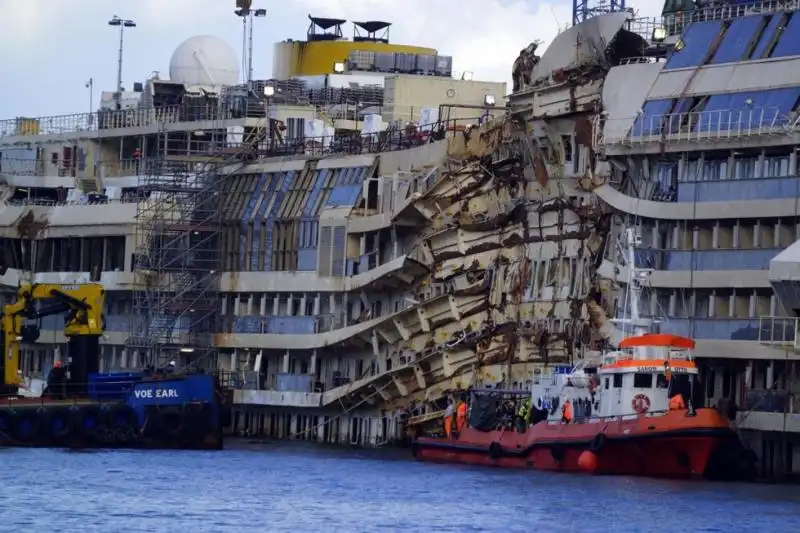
[1,283,105,395]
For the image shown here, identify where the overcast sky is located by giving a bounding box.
[0,0,663,119]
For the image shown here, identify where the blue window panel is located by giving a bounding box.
[325,185,361,207]
[343,166,367,185]
[665,319,759,341]
[238,174,267,271]
[337,167,353,185]
[770,12,800,58]
[298,248,318,271]
[302,169,329,217]
[762,87,800,125]
[276,373,313,392]
[233,316,264,334]
[696,94,731,132]
[665,21,724,70]
[251,173,280,271]
[751,14,782,59]
[266,316,317,334]
[664,249,780,271]
[710,16,762,64]
[630,99,673,137]
[263,172,294,271]
[677,177,800,202]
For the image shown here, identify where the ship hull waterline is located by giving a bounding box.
[412,409,755,481]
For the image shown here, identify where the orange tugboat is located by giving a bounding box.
[412,229,756,480]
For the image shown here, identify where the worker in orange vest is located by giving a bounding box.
[561,399,573,424]
[455,396,468,434]
[668,393,686,411]
[443,399,455,439]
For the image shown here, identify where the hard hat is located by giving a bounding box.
[168,361,176,367]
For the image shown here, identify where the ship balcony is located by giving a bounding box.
[219,371,323,408]
[603,106,796,152]
[736,388,800,433]
[757,316,800,352]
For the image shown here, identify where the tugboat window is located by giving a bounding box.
[604,377,610,390]
[613,374,623,387]
[656,374,669,388]
[634,373,653,388]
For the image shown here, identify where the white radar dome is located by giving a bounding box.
[169,35,240,86]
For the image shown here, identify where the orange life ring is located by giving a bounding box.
[632,394,651,414]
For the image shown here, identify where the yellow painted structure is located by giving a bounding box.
[273,40,437,79]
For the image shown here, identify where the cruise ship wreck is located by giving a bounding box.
[2,4,800,480]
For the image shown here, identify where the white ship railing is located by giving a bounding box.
[603,107,793,146]
[757,316,799,350]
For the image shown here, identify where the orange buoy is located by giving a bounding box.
[578,450,598,473]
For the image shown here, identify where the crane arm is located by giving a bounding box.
[1,283,105,389]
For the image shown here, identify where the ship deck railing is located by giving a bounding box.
[757,316,800,350]
[662,0,800,38]
[603,106,794,146]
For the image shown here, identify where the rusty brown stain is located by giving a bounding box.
[15,210,48,240]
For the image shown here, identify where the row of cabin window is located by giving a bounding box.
[652,155,793,185]
[604,373,669,390]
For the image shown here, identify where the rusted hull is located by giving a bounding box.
[412,409,756,481]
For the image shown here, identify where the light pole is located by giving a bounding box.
[85,78,93,114]
[235,7,266,90]
[108,15,136,110]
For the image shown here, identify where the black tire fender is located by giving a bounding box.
[73,404,104,439]
[159,406,186,439]
[41,407,73,440]
[105,405,138,431]
[13,409,41,443]
[488,441,503,460]
[0,409,16,438]
[589,433,606,453]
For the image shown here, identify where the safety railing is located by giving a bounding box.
[0,157,144,178]
[663,0,800,38]
[0,103,250,139]
[604,107,793,146]
[742,389,798,414]
[2,197,138,207]
[626,17,661,42]
[215,370,262,390]
[757,316,799,349]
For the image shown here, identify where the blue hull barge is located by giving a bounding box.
[0,283,227,450]
[0,372,225,450]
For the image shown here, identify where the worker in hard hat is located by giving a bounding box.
[165,360,176,374]
[45,360,67,399]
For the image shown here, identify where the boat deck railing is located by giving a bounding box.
[603,106,794,147]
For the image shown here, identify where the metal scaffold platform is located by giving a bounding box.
[126,114,254,368]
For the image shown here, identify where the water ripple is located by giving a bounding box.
[0,442,798,533]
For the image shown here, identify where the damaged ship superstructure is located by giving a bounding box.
[229,13,649,446]
[2,3,800,481]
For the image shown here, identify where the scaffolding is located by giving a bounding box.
[127,109,251,369]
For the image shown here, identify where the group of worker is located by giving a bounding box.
[442,395,468,439]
